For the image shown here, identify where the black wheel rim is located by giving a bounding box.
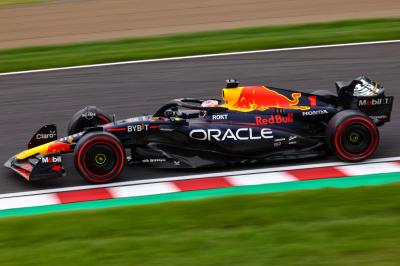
[342,124,372,155]
[84,144,117,176]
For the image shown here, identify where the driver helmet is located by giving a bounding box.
[201,100,219,107]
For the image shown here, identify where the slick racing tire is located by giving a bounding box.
[68,106,111,135]
[326,110,379,162]
[74,132,125,183]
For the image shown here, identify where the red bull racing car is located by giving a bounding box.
[4,76,394,183]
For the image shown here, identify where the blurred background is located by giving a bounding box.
[0,0,399,48]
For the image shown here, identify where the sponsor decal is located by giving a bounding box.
[190,128,273,141]
[302,110,328,116]
[82,111,96,120]
[358,97,392,106]
[256,114,294,125]
[369,114,391,123]
[174,160,181,166]
[289,135,297,141]
[274,142,282,148]
[142,158,167,163]
[36,130,56,140]
[370,115,388,120]
[212,114,228,120]
[274,137,286,147]
[41,156,61,164]
[127,124,149,132]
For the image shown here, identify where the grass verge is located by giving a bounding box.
[1,183,400,265]
[0,0,48,6]
[0,18,399,73]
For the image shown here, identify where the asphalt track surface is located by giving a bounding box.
[0,42,399,194]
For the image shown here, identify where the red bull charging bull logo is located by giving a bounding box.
[223,86,310,112]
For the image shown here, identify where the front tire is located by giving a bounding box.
[326,110,379,161]
[74,132,125,183]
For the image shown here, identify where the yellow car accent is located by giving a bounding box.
[222,87,243,108]
[16,141,55,160]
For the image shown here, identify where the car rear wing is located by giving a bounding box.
[336,76,393,126]
[356,96,394,126]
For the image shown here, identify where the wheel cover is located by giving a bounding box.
[342,124,372,154]
[84,144,117,176]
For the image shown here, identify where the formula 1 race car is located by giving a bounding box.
[4,76,394,183]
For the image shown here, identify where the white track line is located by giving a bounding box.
[1,40,399,77]
[0,194,58,210]
[1,156,399,199]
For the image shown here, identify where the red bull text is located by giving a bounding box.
[255,113,294,125]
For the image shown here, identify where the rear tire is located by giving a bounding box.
[74,132,125,183]
[68,106,111,135]
[326,110,379,161]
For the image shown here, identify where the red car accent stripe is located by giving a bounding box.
[13,167,30,181]
[47,142,71,154]
[51,165,62,172]
[98,115,111,123]
[106,128,126,132]
[308,96,317,106]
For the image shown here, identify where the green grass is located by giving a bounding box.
[1,18,400,73]
[0,0,48,6]
[1,183,400,265]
